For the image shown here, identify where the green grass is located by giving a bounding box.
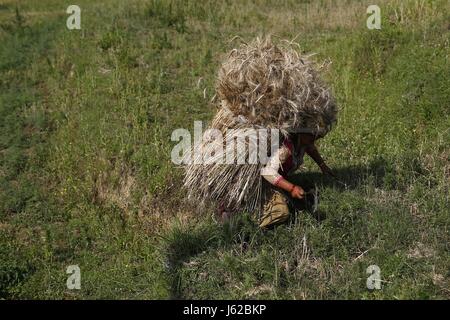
[0,0,449,299]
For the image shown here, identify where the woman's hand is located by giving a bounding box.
[319,162,336,177]
[290,185,305,199]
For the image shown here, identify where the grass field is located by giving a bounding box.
[0,0,449,299]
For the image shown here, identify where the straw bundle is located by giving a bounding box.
[215,36,337,136]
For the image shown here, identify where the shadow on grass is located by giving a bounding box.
[163,213,257,299]
[163,157,391,298]
[291,157,390,191]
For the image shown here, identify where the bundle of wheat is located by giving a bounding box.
[215,36,337,136]
[184,36,337,214]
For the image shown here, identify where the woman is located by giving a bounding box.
[184,36,338,228]
[260,132,335,228]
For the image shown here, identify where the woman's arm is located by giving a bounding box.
[261,146,305,199]
[276,178,305,199]
[305,143,335,176]
[305,143,324,165]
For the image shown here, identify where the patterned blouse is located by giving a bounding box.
[261,138,306,186]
